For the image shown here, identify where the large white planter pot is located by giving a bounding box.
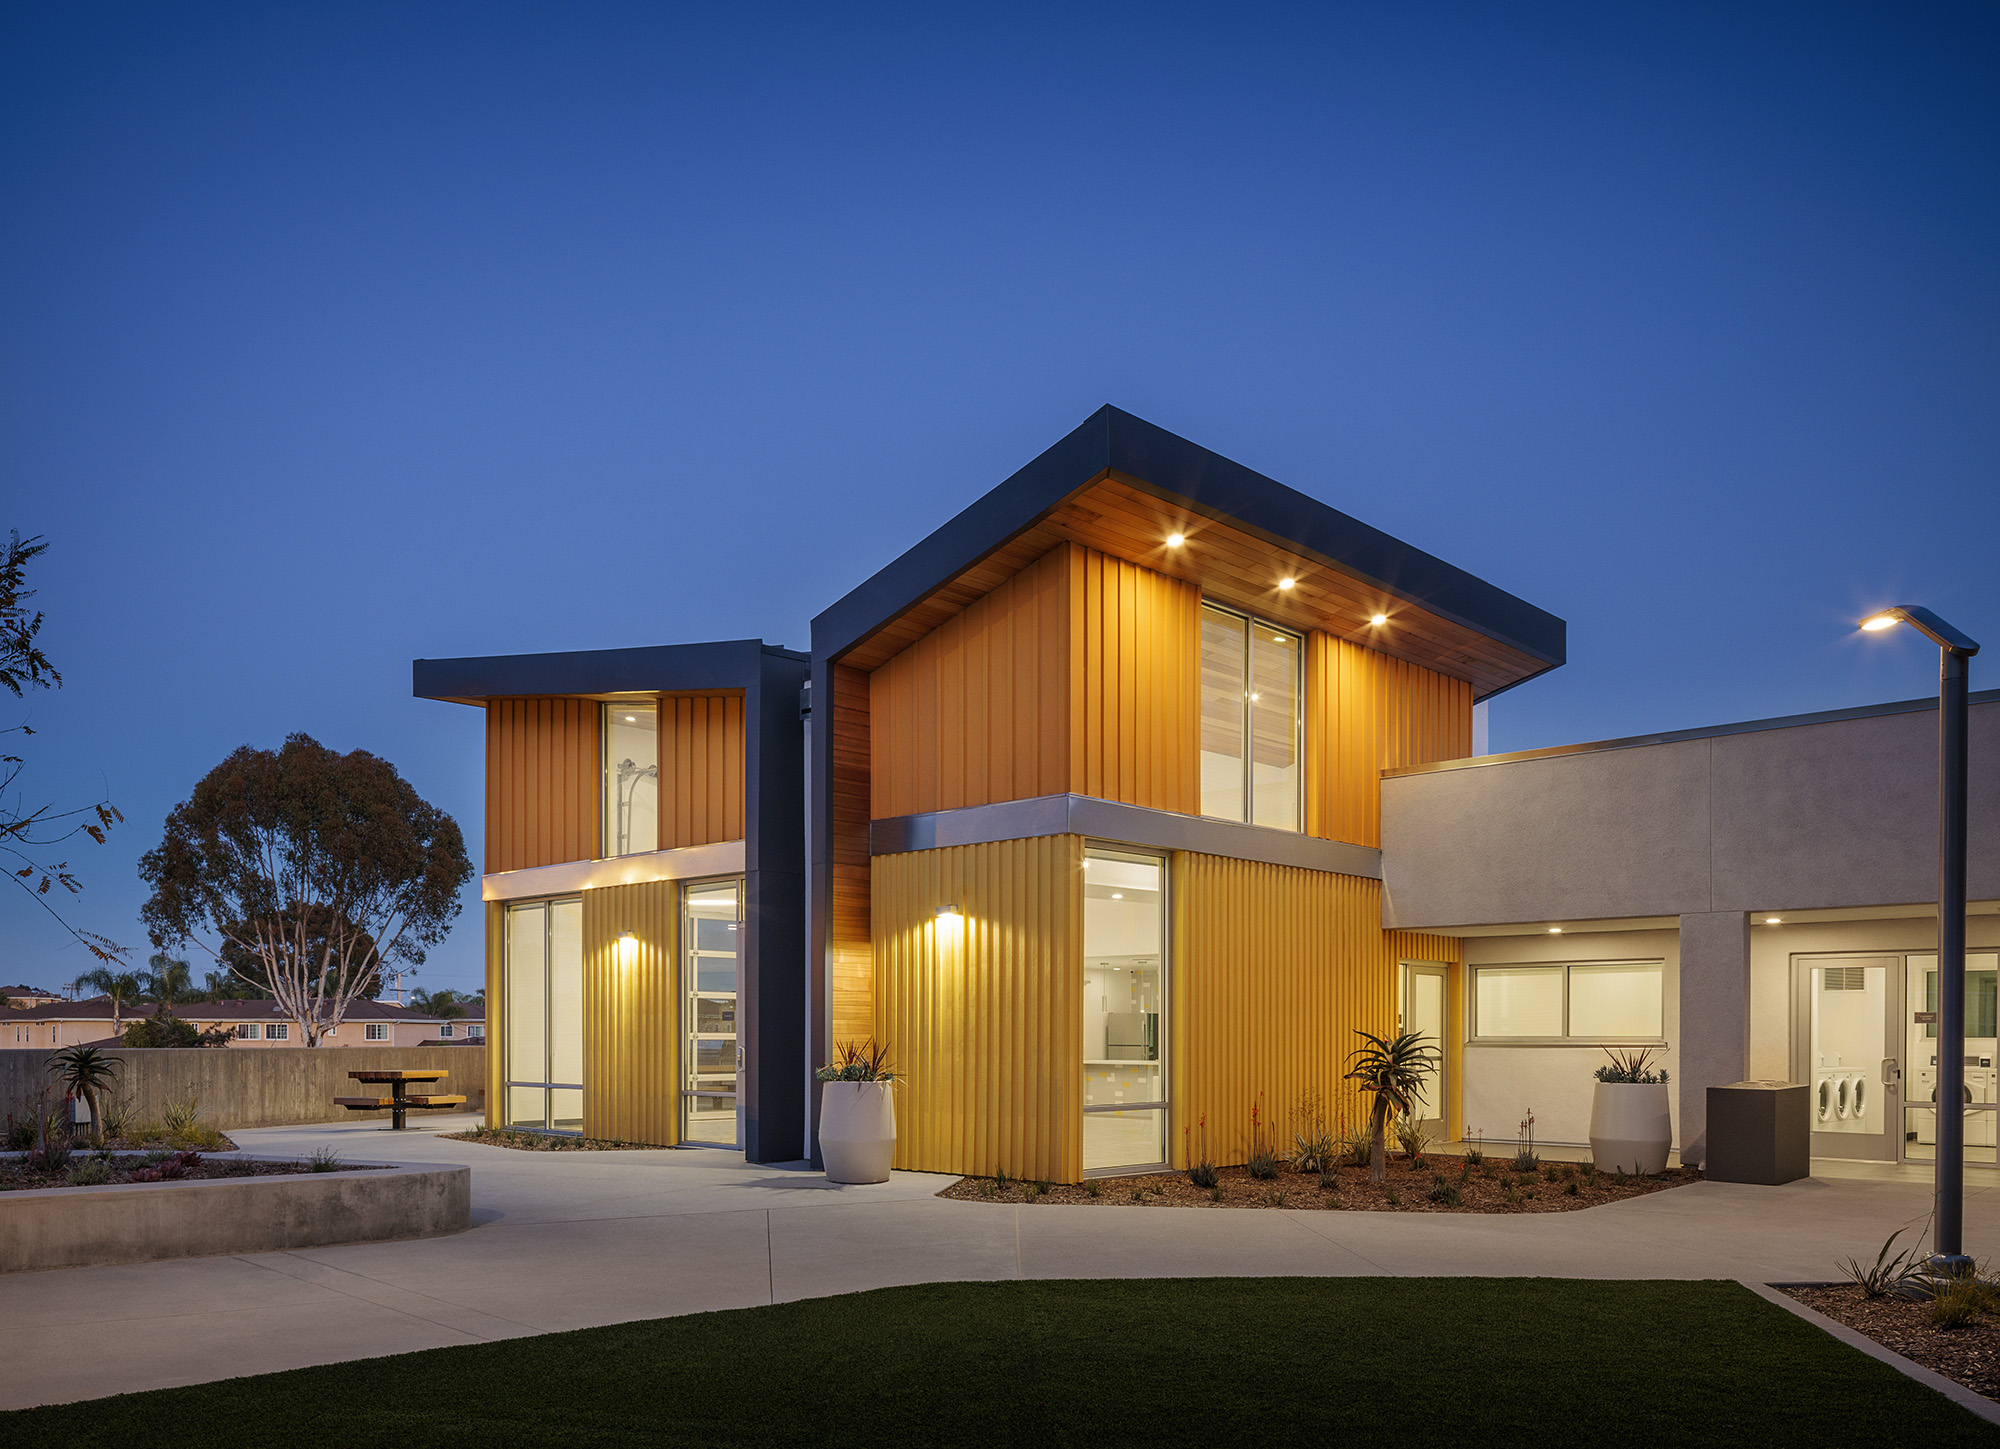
[819,1080,896,1184]
[1589,1081,1673,1175]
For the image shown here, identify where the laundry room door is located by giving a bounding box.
[1793,955,1901,1162]
[1903,953,1999,1168]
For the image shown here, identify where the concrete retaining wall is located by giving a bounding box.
[0,1163,471,1272]
[0,1047,486,1131]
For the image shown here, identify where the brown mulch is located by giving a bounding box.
[1785,1284,2000,1403]
[940,1154,1702,1212]
[440,1127,671,1152]
[0,1152,377,1191]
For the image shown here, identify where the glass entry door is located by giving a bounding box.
[683,879,744,1146]
[1082,847,1168,1173]
[1795,955,1900,1162]
[504,897,584,1132]
[1400,962,1449,1138]
[1903,953,2000,1168]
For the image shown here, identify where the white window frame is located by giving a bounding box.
[468,1023,485,1039]
[438,1023,454,1039]
[267,1023,290,1041]
[365,1023,388,1041]
[237,1024,259,1040]
[1469,960,1666,1045]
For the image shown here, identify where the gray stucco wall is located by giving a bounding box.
[1381,698,2000,930]
[0,1046,485,1132]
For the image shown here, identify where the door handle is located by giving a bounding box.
[1882,1058,1901,1093]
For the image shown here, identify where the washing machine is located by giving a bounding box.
[1849,1072,1871,1126]
[1915,1055,1988,1146]
[1814,1070,1838,1124]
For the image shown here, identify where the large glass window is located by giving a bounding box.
[1199,605,1301,831]
[1472,960,1664,1042]
[1082,847,1168,1172]
[683,879,743,1146]
[504,897,584,1131]
[602,702,659,858]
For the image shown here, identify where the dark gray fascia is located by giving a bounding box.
[809,405,1566,683]
[412,639,808,702]
[1387,689,2000,778]
[869,793,1383,880]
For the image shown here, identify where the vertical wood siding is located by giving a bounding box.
[1303,635,1474,849]
[486,698,601,872]
[581,881,680,1146]
[870,546,1072,818]
[483,901,504,1128]
[660,694,745,849]
[1072,547,1200,813]
[1171,854,1462,1166]
[871,835,1082,1182]
[828,664,875,1045]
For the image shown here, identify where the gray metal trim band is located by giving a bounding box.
[869,794,1382,879]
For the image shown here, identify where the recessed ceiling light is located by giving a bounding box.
[1765,917,1782,925]
[1369,613,1388,626]
[1548,927,1563,935]
[624,715,636,722]
[1111,892,1123,900]
[1166,533,1185,548]
[1277,577,1295,590]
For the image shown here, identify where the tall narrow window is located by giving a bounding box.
[504,897,584,1131]
[1199,605,1301,830]
[683,879,744,1145]
[602,702,658,858]
[1082,847,1168,1172]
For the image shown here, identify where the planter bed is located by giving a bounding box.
[1,1150,359,1192]
[1784,1284,2000,1404]
[941,1154,1701,1211]
[0,1159,471,1272]
[440,1126,670,1152]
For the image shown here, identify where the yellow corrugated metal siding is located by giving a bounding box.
[1304,634,1474,848]
[1172,854,1462,1165]
[871,836,1082,1182]
[581,881,680,1145]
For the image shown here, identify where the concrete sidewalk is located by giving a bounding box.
[5,1114,1997,1411]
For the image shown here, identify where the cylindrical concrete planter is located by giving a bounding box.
[1589,1081,1672,1175]
[820,1081,896,1184]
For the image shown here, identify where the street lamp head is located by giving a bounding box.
[1858,605,1981,657]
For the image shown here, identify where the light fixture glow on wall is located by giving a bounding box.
[616,930,638,965]
[935,904,963,939]
[1166,533,1185,548]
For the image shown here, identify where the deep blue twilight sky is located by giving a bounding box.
[4,4,1997,995]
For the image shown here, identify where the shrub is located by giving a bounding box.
[26,1132,73,1173]
[1503,1180,1522,1208]
[1337,1122,1373,1167]
[1426,1174,1461,1207]
[1563,1179,1580,1197]
[1264,1189,1287,1207]
[1185,1114,1218,1189]
[1318,1170,1339,1193]
[1839,1228,1928,1300]
[1034,1178,1052,1196]
[1085,1179,1102,1198]
[1384,1187,1401,1206]
[100,1096,135,1144]
[1247,1147,1280,1180]
[814,1038,897,1084]
[1512,1109,1538,1172]
[1208,1185,1224,1203]
[1246,1095,1279,1178]
[3,1115,32,1151]
[121,1006,232,1049]
[1931,1276,1991,1329]
[993,1167,1011,1190]
[306,1146,343,1173]
[1129,1188,1144,1202]
[162,1096,201,1141]
[67,1159,112,1186]
[1462,1133,1484,1166]
[1289,1089,1336,1174]
[1595,1045,1670,1085]
[1394,1113,1431,1166]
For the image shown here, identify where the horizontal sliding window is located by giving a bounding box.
[1472,961,1664,1042]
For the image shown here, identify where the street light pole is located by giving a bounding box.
[1862,604,1981,1273]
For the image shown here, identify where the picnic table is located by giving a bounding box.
[336,1069,467,1131]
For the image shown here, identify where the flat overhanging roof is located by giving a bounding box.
[412,639,807,705]
[811,406,1564,698]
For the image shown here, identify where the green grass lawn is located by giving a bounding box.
[4,1278,1994,1448]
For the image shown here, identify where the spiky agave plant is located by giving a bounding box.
[1344,1030,1440,1184]
[47,1045,122,1149]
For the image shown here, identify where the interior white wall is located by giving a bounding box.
[1748,912,2000,1081]
[1460,929,1680,1150]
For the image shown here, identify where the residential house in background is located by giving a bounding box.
[0,983,65,1009]
[0,998,483,1051]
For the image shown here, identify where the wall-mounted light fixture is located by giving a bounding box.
[934,904,963,937]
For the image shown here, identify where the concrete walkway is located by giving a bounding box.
[6,1114,1998,1411]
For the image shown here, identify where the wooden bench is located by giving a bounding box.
[340,1070,465,1131]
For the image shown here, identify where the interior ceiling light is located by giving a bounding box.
[624,715,636,722]
[1369,613,1388,626]
[1765,917,1783,925]
[1548,926,1563,934]
[1111,892,1123,900]
[1277,577,1296,590]
[1166,533,1185,548]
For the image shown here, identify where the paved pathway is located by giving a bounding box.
[6,1115,1998,1411]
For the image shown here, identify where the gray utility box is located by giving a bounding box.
[1705,1081,1810,1185]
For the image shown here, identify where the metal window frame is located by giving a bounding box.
[1197,602,1303,833]
[681,873,746,1146]
[501,895,586,1135]
[601,698,661,860]
[1080,842,1173,1177]
[1466,959,1666,1046]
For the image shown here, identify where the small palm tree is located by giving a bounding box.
[49,1045,122,1148]
[74,967,146,1037]
[1345,1029,1440,1183]
[142,953,196,1004]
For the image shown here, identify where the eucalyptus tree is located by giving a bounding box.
[140,733,471,1046]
